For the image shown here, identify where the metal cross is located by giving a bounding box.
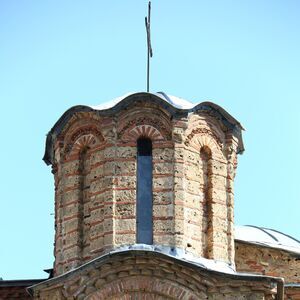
[145,1,153,93]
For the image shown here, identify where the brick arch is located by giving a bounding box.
[119,117,170,142]
[185,112,227,160]
[60,254,212,299]
[59,111,103,138]
[54,112,104,162]
[183,125,228,260]
[189,112,228,136]
[62,125,104,159]
[86,276,199,300]
[109,293,173,300]
[126,124,164,142]
[68,133,96,155]
[185,128,225,161]
[117,107,172,142]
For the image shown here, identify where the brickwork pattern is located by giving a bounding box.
[33,252,276,300]
[51,100,241,275]
[0,286,32,299]
[235,241,300,283]
[285,287,300,300]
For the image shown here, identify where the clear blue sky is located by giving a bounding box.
[0,1,299,279]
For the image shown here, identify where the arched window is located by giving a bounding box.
[200,146,212,258]
[136,137,153,244]
[79,146,90,257]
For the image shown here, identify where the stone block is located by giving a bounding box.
[115,189,135,203]
[90,223,104,239]
[64,174,81,188]
[153,220,173,233]
[115,219,135,231]
[103,146,116,159]
[64,218,80,234]
[103,219,113,232]
[117,175,135,189]
[153,148,174,161]
[210,159,227,177]
[90,165,104,179]
[186,180,201,195]
[103,161,115,175]
[153,191,173,205]
[90,150,104,165]
[115,234,135,245]
[115,203,135,217]
[117,146,136,158]
[185,165,201,181]
[153,176,173,189]
[63,190,80,204]
[115,160,136,175]
[153,204,173,218]
[90,236,104,250]
[153,162,173,174]
[90,207,104,221]
[185,150,200,164]
[63,160,80,176]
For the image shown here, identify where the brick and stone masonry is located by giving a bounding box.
[28,92,289,299]
[47,95,244,275]
[31,251,278,300]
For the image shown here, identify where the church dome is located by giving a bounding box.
[43,91,244,165]
[44,91,245,275]
[235,225,300,255]
[91,91,195,110]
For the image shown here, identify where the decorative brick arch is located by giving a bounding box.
[62,125,104,159]
[185,112,227,160]
[119,117,170,142]
[86,276,199,300]
[183,123,227,260]
[125,124,164,142]
[32,252,278,299]
[53,120,105,273]
[185,127,225,160]
[117,107,172,142]
[53,111,104,163]
[58,254,212,299]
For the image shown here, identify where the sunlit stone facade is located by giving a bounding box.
[25,92,296,300]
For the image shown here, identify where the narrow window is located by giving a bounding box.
[79,147,90,258]
[200,146,212,258]
[136,137,153,244]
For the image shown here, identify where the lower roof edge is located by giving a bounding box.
[28,247,283,294]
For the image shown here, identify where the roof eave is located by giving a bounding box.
[43,92,245,165]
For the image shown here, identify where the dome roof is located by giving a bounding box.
[235,225,300,255]
[43,92,244,165]
[91,91,195,110]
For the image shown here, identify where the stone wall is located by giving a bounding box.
[235,241,300,283]
[32,251,277,300]
[180,112,239,263]
[0,286,31,299]
[285,287,300,300]
[51,99,242,275]
[0,280,44,299]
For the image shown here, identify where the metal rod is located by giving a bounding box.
[147,37,150,92]
[145,1,152,93]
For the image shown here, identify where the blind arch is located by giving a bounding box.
[200,146,213,258]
